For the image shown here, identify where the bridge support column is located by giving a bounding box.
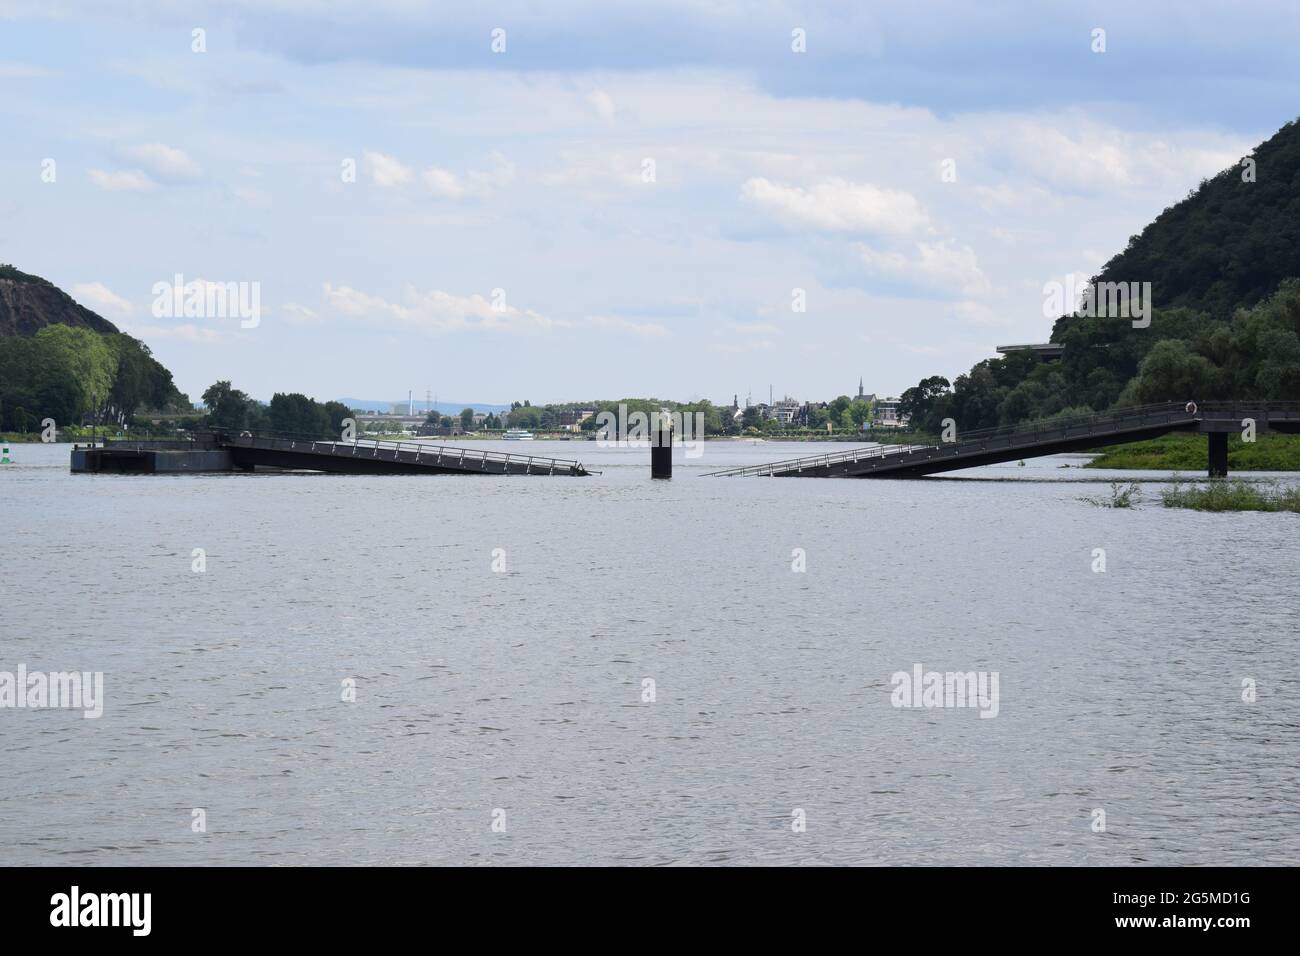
[1208,431,1228,478]
[651,417,672,479]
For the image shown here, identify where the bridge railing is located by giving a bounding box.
[703,400,1235,477]
[926,401,1191,450]
[214,428,587,472]
[701,440,930,477]
[706,400,1300,477]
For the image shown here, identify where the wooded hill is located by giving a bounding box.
[0,265,187,431]
[901,118,1300,433]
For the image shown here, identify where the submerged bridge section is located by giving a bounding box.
[73,431,590,476]
[704,402,1300,479]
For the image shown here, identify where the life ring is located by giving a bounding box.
[1184,401,1197,415]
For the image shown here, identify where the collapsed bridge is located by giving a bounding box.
[702,402,1300,479]
[71,430,590,476]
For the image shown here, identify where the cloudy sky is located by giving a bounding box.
[1,1,1295,406]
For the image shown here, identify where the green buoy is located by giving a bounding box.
[1,443,10,464]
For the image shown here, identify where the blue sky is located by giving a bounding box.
[2,1,1296,405]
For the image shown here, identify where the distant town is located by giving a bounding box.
[350,380,909,439]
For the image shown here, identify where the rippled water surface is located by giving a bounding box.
[2,440,1297,865]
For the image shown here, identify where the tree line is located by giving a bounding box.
[200,381,352,437]
[0,325,186,432]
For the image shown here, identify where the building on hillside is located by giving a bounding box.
[995,343,1065,361]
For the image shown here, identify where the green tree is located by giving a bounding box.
[202,380,263,432]
[899,376,951,432]
[268,392,331,436]
[1130,340,1221,403]
[322,401,352,435]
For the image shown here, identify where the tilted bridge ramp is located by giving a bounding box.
[703,402,1300,478]
[221,432,590,475]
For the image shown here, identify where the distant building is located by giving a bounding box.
[769,398,800,424]
[557,409,594,429]
[416,422,463,437]
[871,397,908,428]
[796,401,829,427]
[995,343,1065,361]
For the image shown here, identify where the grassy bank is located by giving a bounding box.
[1085,432,1300,471]
[1161,478,1300,513]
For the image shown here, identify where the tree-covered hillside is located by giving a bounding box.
[900,117,1300,434]
[0,266,187,431]
[1082,118,1300,320]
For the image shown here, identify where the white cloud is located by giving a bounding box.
[322,283,567,334]
[280,303,322,325]
[857,240,991,297]
[121,143,202,182]
[710,339,775,354]
[422,166,465,199]
[364,150,414,187]
[728,320,779,335]
[71,281,133,317]
[423,153,514,199]
[588,315,669,337]
[232,185,270,206]
[0,62,57,78]
[742,177,930,236]
[586,90,617,124]
[993,117,1246,194]
[950,300,1010,327]
[361,152,514,199]
[88,168,156,192]
[119,323,222,344]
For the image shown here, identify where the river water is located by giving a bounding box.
[2,440,1297,865]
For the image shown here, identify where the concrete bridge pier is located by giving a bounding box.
[1208,431,1229,478]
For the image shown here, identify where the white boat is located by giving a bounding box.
[503,428,534,441]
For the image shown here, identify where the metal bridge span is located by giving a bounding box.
[703,402,1300,479]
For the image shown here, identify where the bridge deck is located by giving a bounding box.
[704,402,1300,478]
[87,432,591,476]
[222,433,590,476]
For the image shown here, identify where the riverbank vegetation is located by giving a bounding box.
[1085,432,1300,470]
[1161,478,1300,513]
